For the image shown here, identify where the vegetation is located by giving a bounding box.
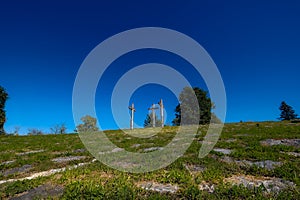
[0,121,299,199]
[76,115,99,132]
[279,101,298,121]
[172,87,219,125]
[50,123,67,134]
[0,86,8,135]
[144,113,162,127]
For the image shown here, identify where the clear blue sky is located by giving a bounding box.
[1,0,300,134]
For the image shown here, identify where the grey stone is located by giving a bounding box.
[218,156,282,170]
[138,182,178,193]
[16,150,44,156]
[252,160,283,170]
[184,164,206,174]
[283,151,300,157]
[73,148,86,153]
[0,160,15,165]
[213,148,232,155]
[261,139,300,148]
[11,184,64,200]
[131,144,141,148]
[52,156,86,163]
[199,181,215,193]
[143,147,164,152]
[224,138,237,143]
[2,164,32,176]
[98,148,124,155]
[225,175,295,194]
[111,147,124,153]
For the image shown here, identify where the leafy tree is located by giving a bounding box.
[279,101,298,121]
[144,113,162,128]
[172,87,218,126]
[50,123,67,134]
[0,86,8,135]
[76,115,99,132]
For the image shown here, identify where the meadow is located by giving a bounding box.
[0,121,299,199]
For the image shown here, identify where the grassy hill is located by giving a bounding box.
[0,121,299,199]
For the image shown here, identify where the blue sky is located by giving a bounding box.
[1,0,300,134]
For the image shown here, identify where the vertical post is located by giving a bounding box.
[128,103,136,130]
[158,99,164,128]
[148,104,158,127]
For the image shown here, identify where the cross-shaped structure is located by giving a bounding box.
[148,104,159,127]
[128,103,136,130]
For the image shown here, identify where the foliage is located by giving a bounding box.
[76,115,99,132]
[50,123,67,134]
[172,87,215,125]
[0,86,8,135]
[144,113,162,127]
[279,101,298,121]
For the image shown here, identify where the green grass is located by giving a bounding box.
[0,121,299,199]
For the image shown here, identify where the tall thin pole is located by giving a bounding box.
[158,99,164,128]
[128,103,136,130]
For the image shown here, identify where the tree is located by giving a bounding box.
[76,115,99,132]
[144,113,162,128]
[28,128,43,135]
[50,124,67,134]
[279,101,298,121]
[172,87,217,126]
[0,86,8,135]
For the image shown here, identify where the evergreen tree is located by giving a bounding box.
[172,87,218,126]
[0,86,8,135]
[144,113,162,127]
[279,101,298,121]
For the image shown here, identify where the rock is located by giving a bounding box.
[224,175,295,193]
[0,160,15,165]
[10,184,64,200]
[282,151,300,157]
[98,148,124,155]
[213,148,232,155]
[143,147,164,152]
[218,156,282,170]
[2,164,32,176]
[260,139,300,148]
[199,181,215,193]
[16,150,44,156]
[131,144,141,148]
[224,139,237,143]
[73,148,86,153]
[184,164,206,174]
[111,148,124,153]
[52,156,86,163]
[137,182,178,193]
[252,160,283,170]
